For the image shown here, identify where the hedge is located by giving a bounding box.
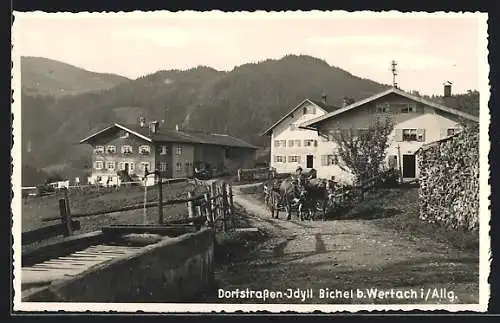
[417,125,479,231]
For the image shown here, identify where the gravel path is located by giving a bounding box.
[206,184,479,305]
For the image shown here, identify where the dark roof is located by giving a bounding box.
[309,100,340,112]
[80,123,258,149]
[261,98,340,136]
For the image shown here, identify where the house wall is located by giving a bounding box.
[225,147,257,172]
[87,128,155,185]
[171,143,195,178]
[194,145,225,171]
[311,93,469,182]
[154,143,173,178]
[270,101,328,174]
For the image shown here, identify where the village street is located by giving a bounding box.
[206,183,479,305]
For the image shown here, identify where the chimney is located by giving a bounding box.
[443,81,452,97]
[321,93,327,105]
[149,120,159,134]
[139,116,146,128]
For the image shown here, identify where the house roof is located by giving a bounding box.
[80,123,258,149]
[300,87,479,129]
[260,98,339,136]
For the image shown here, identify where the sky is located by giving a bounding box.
[13,11,487,96]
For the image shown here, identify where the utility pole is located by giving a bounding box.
[391,60,398,89]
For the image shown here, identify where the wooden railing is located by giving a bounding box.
[23,181,236,246]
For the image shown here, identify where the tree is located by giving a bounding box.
[330,117,394,184]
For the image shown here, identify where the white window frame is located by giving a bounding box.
[288,155,300,163]
[176,145,183,156]
[288,140,295,148]
[304,139,314,147]
[95,146,104,154]
[106,145,116,154]
[130,162,135,171]
[160,145,167,155]
[447,128,459,136]
[159,162,168,172]
[280,140,286,147]
[139,145,151,154]
[402,129,418,142]
[274,155,285,163]
[295,140,301,147]
[175,162,182,171]
[95,161,104,170]
[121,145,133,154]
[401,103,417,113]
[140,162,151,171]
[107,162,115,170]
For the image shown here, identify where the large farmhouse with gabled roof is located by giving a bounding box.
[261,94,342,174]
[80,119,258,186]
[299,84,479,182]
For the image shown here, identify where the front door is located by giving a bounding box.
[124,163,129,174]
[402,154,416,178]
[306,155,314,169]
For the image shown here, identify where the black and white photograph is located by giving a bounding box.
[11,10,489,312]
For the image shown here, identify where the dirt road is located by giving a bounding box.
[208,183,479,305]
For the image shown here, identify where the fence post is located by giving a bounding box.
[187,191,195,219]
[227,184,235,230]
[204,193,213,227]
[63,188,72,221]
[237,169,242,182]
[222,183,228,232]
[58,198,73,237]
[210,182,217,227]
[158,175,164,224]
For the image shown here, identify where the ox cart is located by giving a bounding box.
[263,178,356,221]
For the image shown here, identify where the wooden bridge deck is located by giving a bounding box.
[22,244,143,290]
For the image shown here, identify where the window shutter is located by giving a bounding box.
[417,128,426,142]
[440,128,447,138]
[395,129,403,142]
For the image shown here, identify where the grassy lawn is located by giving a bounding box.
[21,181,208,234]
[348,187,479,253]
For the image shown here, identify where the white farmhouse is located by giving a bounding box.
[299,84,479,183]
[261,95,341,175]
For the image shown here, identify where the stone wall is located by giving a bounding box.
[417,125,479,231]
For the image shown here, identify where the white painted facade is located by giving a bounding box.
[269,100,332,174]
[267,89,477,185]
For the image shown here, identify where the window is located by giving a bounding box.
[119,131,129,139]
[288,155,300,163]
[376,103,390,113]
[160,145,167,155]
[280,140,286,147]
[176,162,182,171]
[121,145,133,154]
[401,103,416,113]
[402,129,418,141]
[176,145,182,156]
[106,145,116,154]
[140,162,150,171]
[107,162,115,170]
[130,162,135,171]
[274,140,280,147]
[159,162,168,172]
[313,140,318,147]
[295,140,301,147]
[303,107,307,115]
[94,161,104,170]
[94,146,104,154]
[274,155,285,163]
[139,145,151,154]
[321,155,335,166]
[304,139,314,147]
[288,140,295,148]
[447,128,458,136]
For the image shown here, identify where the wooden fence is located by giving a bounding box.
[22,181,236,245]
